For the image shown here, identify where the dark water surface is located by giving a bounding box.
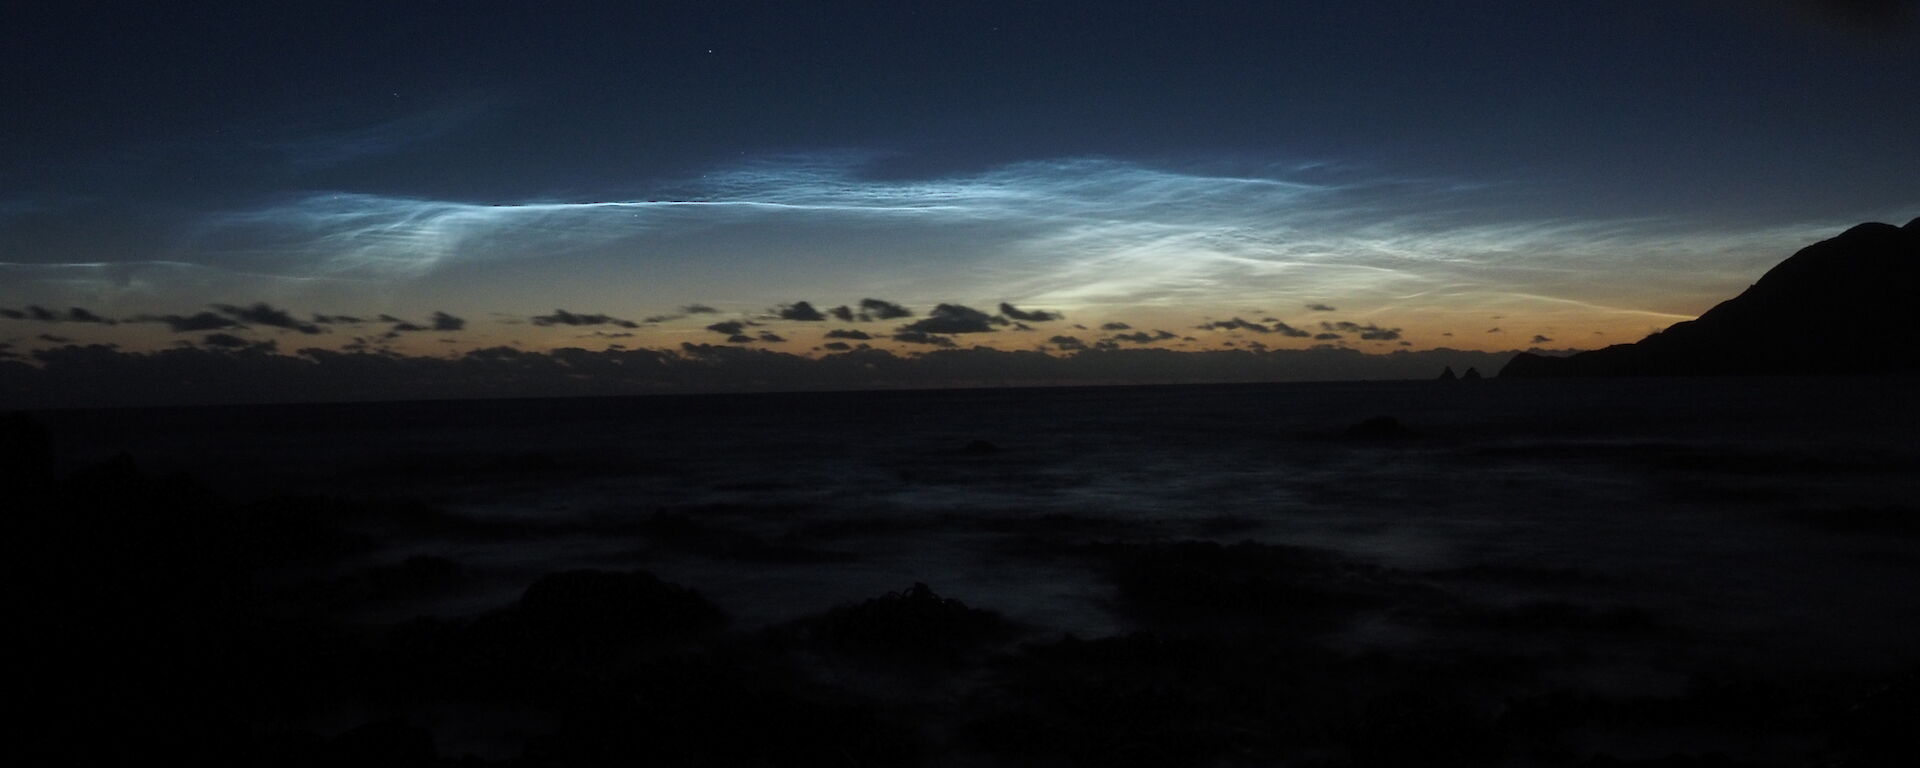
[24,376,1920,764]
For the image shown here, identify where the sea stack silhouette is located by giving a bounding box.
[1501,218,1920,377]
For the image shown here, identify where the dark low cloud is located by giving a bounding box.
[893,330,957,347]
[824,329,872,340]
[1100,322,1132,331]
[0,343,1538,408]
[38,333,72,343]
[901,303,1001,334]
[1321,321,1402,341]
[1197,317,1270,333]
[144,311,244,332]
[1197,317,1310,337]
[822,341,852,351]
[213,303,323,334]
[532,309,638,328]
[999,303,1063,322]
[859,298,913,320]
[312,314,365,325]
[758,331,786,342]
[380,311,465,334]
[726,334,754,343]
[1531,335,1553,344]
[1049,335,1087,351]
[65,307,115,324]
[828,305,856,322]
[1106,329,1178,345]
[1315,333,1341,340]
[1,305,117,324]
[682,304,721,314]
[1306,303,1337,312]
[774,301,827,321]
[199,333,278,353]
[706,320,747,336]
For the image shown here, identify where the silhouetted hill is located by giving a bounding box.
[1502,218,1920,377]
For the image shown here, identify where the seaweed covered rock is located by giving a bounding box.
[800,583,1014,666]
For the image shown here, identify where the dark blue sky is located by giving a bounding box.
[3,0,1916,358]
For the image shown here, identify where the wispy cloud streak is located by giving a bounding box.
[176,154,1870,318]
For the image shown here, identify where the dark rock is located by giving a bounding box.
[1437,366,1458,381]
[1461,366,1482,380]
[799,582,1014,665]
[1502,220,1920,377]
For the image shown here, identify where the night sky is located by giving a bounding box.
[3,1,1916,379]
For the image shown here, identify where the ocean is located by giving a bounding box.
[21,376,1920,763]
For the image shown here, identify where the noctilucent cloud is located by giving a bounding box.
[4,1,1916,359]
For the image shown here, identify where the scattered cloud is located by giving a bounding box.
[999,302,1063,322]
[213,302,322,334]
[774,301,828,321]
[532,309,639,328]
[0,305,117,324]
[142,311,244,332]
[429,311,465,331]
[1106,330,1177,344]
[900,303,1001,335]
[1306,303,1337,312]
[892,330,957,347]
[824,329,872,340]
[1320,321,1402,341]
[1196,317,1311,337]
[859,298,913,320]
